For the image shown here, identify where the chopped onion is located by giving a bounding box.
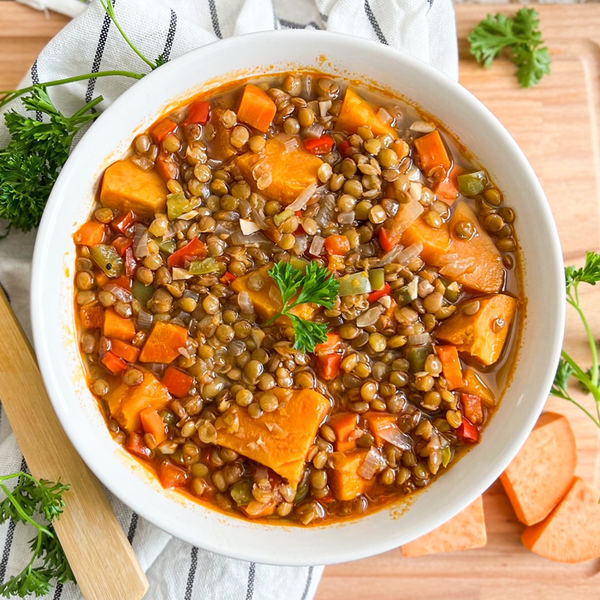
[131,156,154,171]
[398,242,424,266]
[408,181,422,202]
[293,234,308,255]
[172,267,191,280]
[376,243,405,267]
[137,310,153,332]
[305,123,324,139]
[407,166,422,182]
[377,107,393,125]
[378,295,392,309]
[240,219,260,235]
[433,253,459,267]
[356,305,383,328]
[133,225,149,259]
[407,332,431,346]
[314,194,336,228]
[275,132,299,151]
[251,207,268,230]
[183,289,200,302]
[287,182,318,212]
[319,100,332,117]
[178,346,192,359]
[393,199,424,235]
[377,424,413,451]
[103,283,132,303]
[410,120,436,133]
[215,222,233,235]
[146,362,166,376]
[309,235,325,256]
[237,291,254,314]
[162,224,176,241]
[337,210,355,226]
[230,231,270,246]
[358,447,386,480]
[302,75,313,98]
[178,210,199,221]
[440,258,476,278]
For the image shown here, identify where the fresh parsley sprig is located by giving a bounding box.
[551,252,600,427]
[267,262,339,354]
[0,472,73,598]
[469,8,551,88]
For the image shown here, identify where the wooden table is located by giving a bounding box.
[2,3,600,599]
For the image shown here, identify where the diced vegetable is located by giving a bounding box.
[457,417,480,442]
[500,412,577,526]
[335,88,398,139]
[273,209,294,227]
[111,210,136,235]
[106,369,171,432]
[131,280,155,304]
[216,388,331,487]
[315,333,344,380]
[325,235,350,256]
[368,268,385,291]
[447,202,504,293]
[158,460,189,489]
[434,165,463,204]
[368,284,391,303]
[364,413,412,450]
[413,130,452,177]
[139,321,188,364]
[157,239,177,256]
[401,216,451,266]
[90,244,124,279]
[457,171,487,197]
[220,272,236,284]
[125,432,151,459]
[188,257,220,275]
[167,237,207,268]
[166,192,193,220]
[79,305,104,329]
[101,350,127,375]
[461,393,483,425]
[396,278,419,306]
[329,413,359,453]
[402,496,487,557]
[460,368,495,406]
[103,308,136,342]
[230,480,253,506]
[379,199,425,252]
[436,345,464,390]
[331,450,373,501]
[406,344,432,373]
[185,100,210,125]
[240,501,277,519]
[74,221,106,246]
[237,84,277,132]
[235,137,323,206]
[110,338,140,363]
[100,159,169,217]
[112,235,133,257]
[434,293,517,366]
[304,135,335,155]
[162,366,194,399]
[444,281,462,303]
[150,118,177,144]
[521,477,600,563]
[338,271,372,297]
[140,408,167,445]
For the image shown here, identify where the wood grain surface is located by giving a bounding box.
[1,3,599,599]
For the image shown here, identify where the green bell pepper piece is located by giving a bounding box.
[406,344,432,373]
[338,271,372,297]
[157,239,177,256]
[368,268,385,291]
[230,480,253,506]
[90,244,124,278]
[188,257,220,275]
[132,281,155,305]
[457,171,486,197]
[167,192,193,220]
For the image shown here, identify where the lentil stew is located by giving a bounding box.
[73,72,522,526]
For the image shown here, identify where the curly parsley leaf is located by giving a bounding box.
[565,251,600,289]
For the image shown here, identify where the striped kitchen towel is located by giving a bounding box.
[0,0,457,598]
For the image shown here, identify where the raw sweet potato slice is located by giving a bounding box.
[522,477,600,563]
[501,412,577,526]
[336,88,398,139]
[434,293,517,366]
[402,496,487,557]
[331,450,372,502]
[216,388,330,487]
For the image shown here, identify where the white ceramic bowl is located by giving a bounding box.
[31,30,565,566]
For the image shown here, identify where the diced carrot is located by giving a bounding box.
[103,308,136,342]
[331,450,372,501]
[125,432,151,459]
[436,345,464,390]
[111,210,136,235]
[329,413,359,453]
[461,393,483,425]
[110,338,140,363]
[317,354,342,381]
[95,271,109,288]
[336,88,398,139]
[363,413,399,447]
[315,332,343,355]
[304,135,335,155]
[111,275,132,291]
[402,496,487,557]
[501,412,577,526]
[158,460,189,489]
[101,350,128,375]
[459,368,495,406]
[74,221,106,246]
[155,154,180,182]
[368,284,391,303]
[140,408,167,445]
[150,118,177,144]
[521,477,600,563]
[434,165,463,205]
[413,130,451,177]
[325,235,350,256]
[162,366,194,399]
[240,501,277,519]
[139,321,188,364]
[457,417,479,442]
[79,305,104,329]
[185,100,210,125]
[167,237,207,268]
[111,236,133,257]
[237,84,277,132]
[220,272,236,284]
[328,255,345,273]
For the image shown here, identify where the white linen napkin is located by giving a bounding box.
[0,0,458,598]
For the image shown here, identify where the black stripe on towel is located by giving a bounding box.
[364,0,388,45]
[162,9,177,61]
[208,0,223,39]
[85,0,114,104]
[53,582,64,600]
[126,512,139,544]
[184,547,198,600]
[300,566,314,600]
[30,60,42,121]
[279,18,322,30]
[245,562,256,600]
[319,12,329,23]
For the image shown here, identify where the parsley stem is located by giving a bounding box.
[571,283,599,388]
[0,480,53,536]
[557,388,600,428]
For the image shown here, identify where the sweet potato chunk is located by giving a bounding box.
[216,388,330,487]
[459,368,495,406]
[434,294,517,366]
[402,496,487,557]
[100,159,169,217]
[103,308,136,342]
[235,137,323,206]
[401,217,451,265]
[522,478,600,563]
[139,321,188,364]
[501,412,577,526]
[230,266,317,323]
[447,202,504,293]
[331,450,372,501]
[336,88,398,139]
[106,370,171,432]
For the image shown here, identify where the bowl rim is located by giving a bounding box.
[31,29,565,565]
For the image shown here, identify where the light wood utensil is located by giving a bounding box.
[0,287,148,600]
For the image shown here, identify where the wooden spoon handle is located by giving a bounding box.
[0,287,148,600]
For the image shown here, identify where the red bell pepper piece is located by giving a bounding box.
[338,139,353,158]
[112,235,133,257]
[125,432,152,459]
[185,100,211,126]
[111,211,136,235]
[162,366,194,399]
[461,393,484,425]
[101,350,127,375]
[368,283,392,303]
[220,272,236,285]
[457,417,480,443]
[304,135,335,155]
[124,247,137,277]
[168,237,208,268]
[379,227,395,252]
[158,460,189,489]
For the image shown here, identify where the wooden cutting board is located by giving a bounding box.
[2,4,600,599]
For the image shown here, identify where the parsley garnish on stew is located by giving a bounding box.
[267,262,340,354]
[469,8,551,88]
